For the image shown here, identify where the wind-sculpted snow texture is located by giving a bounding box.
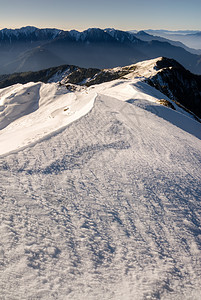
[0,93,201,299]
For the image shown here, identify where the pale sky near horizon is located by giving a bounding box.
[0,0,200,31]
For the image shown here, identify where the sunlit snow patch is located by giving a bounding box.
[0,82,96,155]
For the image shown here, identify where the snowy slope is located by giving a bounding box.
[1,67,200,157]
[0,82,96,155]
[0,74,201,299]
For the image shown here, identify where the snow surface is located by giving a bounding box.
[0,82,96,156]
[0,75,201,299]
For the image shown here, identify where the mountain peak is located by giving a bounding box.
[18,26,38,32]
[136,30,151,36]
[154,56,185,71]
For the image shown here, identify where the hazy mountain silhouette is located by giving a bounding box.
[0,27,201,75]
[132,30,201,55]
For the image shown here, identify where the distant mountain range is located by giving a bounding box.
[139,29,201,50]
[0,26,201,75]
[141,29,201,35]
[130,31,201,55]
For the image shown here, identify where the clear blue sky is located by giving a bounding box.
[0,0,200,31]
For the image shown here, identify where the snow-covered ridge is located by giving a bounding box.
[1,57,200,121]
[0,26,63,40]
[0,66,201,156]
